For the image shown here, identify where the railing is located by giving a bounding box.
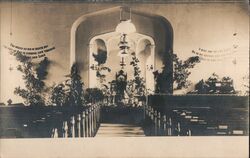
[145,104,175,136]
[51,104,101,138]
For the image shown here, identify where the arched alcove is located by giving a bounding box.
[89,38,107,88]
[70,6,174,93]
[136,38,155,92]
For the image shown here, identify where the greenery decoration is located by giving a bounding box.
[67,63,84,106]
[191,73,236,94]
[10,51,50,106]
[172,54,200,90]
[130,52,146,96]
[91,50,111,85]
[51,83,68,106]
[84,88,104,104]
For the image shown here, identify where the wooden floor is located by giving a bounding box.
[95,123,145,137]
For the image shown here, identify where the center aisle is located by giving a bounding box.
[95,123,145,137]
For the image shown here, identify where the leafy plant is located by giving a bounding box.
[207,73,219,83]
[67,63,84,106]
[50,63,84,106]
[130,52,146,96]
[36,57,50,80]
[84,88,104,103]
[51,83,67,106]
[154,53,200,93]
[90,49,111,98]
[153,70,165,93]
[92,49,107,65]
[191,73,236,94]
[172,54,200,90]
[91,50,111,89]
[11,51,50,106]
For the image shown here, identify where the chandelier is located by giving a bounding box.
[115,8,136,69]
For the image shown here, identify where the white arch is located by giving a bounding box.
[70,6,121,67]
[70,7,172,92]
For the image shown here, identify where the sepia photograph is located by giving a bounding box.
[0,0,249,157]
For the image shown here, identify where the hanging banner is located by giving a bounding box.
[192,45,238,62]
[4,43,55,59]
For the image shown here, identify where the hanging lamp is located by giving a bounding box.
[115,8,136,34]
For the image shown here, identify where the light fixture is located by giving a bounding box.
[118,34,129,49]
[115,20,136,34]
[120,58,126,69]
[116,8,136,69]
[118,34,129,57]
[115,7,136,34]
